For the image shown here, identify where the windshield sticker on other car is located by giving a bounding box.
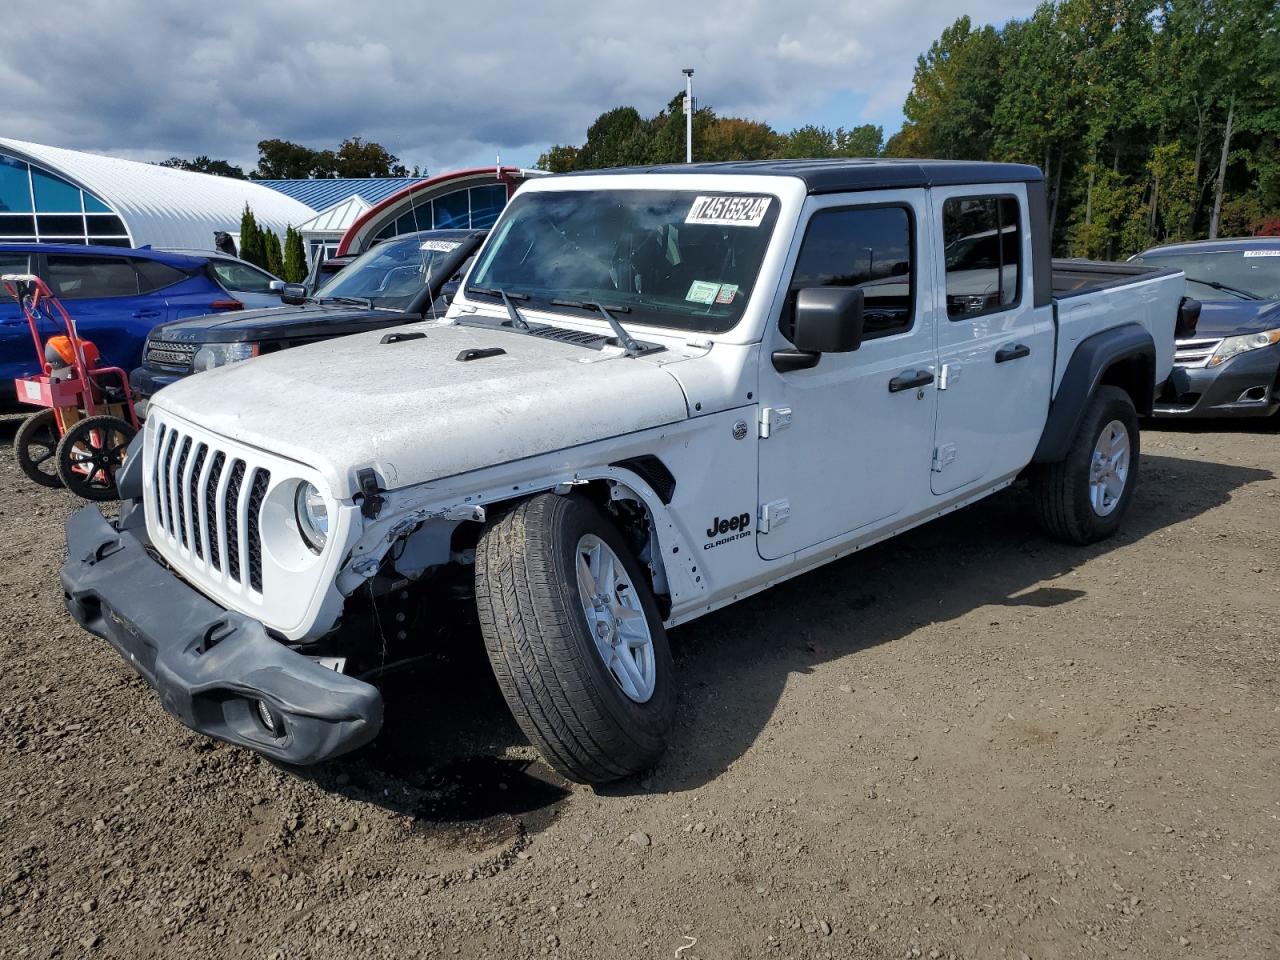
[420,240,462,253]
[686,195,772,228]
[715,283,739,305]
[1243,250,1280,257]
[686,280,721,304]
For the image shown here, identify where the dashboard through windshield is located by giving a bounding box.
[468,189,781,333]
[315,235,465,310]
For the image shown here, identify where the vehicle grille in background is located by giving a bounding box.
[145,340,197,370]
[151,422,270,593]
[1173,337,1222,368]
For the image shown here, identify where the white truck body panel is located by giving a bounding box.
[140,168,1186,640]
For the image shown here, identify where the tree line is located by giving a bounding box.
[160,137,417,180]
[539,0,1277,256]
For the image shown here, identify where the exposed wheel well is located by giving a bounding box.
[1099,353,1155,416]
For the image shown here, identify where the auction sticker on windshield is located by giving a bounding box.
[686,280,721,304]
[686,195,771,228]
[421,240,462,252]
[1243,250,1280,257]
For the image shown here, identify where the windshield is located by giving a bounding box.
[315,235,464,310]
[468,189,781,333]
[1132,248,1280,300]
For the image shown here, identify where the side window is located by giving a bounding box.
[786,205,914,340]
[45,255,140,300]
[942,195,1022,320]
[210,260,274,293]
[133,259,190,293]
[0,252,29,275]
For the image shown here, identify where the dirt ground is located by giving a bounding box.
[0,413,1276,960]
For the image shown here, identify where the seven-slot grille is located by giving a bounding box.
[150,421,270,593]
[1173,336,1223,368]
[145,339,196,370]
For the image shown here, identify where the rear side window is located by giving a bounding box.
[0,252,29,276]
[785,205,914,340]
[46,255,139,300]
[210,259,274,294]
[133,259,189,293]
[942,196,1022,320]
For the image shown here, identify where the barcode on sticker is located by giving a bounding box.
[686,195,771,228]
[1243,250,1280,257]
[421,240,461,252]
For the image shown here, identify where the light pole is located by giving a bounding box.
[682,68,695,163]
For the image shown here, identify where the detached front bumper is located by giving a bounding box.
[1154,345,1280,418]
[60,505,382,764]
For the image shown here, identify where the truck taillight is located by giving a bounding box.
[210,299,244,311]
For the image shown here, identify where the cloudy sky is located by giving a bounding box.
[0,0,1034,176]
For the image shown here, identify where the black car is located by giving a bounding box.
[130,229,486,404]
[1133,237,1280,418]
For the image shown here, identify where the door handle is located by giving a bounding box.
[888,369,934,393]
[132,310,161,319]
[995,343,1031,363]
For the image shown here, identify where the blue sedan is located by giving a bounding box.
[0,243,283,404]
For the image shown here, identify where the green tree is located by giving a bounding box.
[535,144,581,172]
[574,106,656,169]
[282,226,307,283]
[332,137,409,178]
[253,139,322,179]
[158,155,246,179]
[261,226,284,277]
[238,205,264,267]
[702,117,782,161]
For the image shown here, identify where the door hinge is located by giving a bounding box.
[759,406,793,439]
[938,363,959,390]
[758,499,791,533]
[932,444,957,473]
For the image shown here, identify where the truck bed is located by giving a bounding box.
[1049,259,1185,393]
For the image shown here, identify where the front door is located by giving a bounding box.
[929,186,1054,495]
[756,190,940,561]
[0,251,33,387]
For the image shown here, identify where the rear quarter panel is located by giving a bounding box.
[1053,271,1182,394]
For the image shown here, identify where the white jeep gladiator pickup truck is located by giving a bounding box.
[62,159,1195,783]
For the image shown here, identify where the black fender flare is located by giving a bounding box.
[1033,322,1155,463]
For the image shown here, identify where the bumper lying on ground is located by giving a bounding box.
[60,505,382,764]
[1154,347,1280,418]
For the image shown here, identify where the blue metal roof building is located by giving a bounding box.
[256,177,427,211]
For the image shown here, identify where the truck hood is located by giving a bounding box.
[1191,299,1280,338]
[150,321,692,496]
[150,304,414,343]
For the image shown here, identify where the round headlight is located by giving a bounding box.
[294,482,328,553]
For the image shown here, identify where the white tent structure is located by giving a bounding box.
[0,137,314,251]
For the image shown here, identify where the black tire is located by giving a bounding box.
[55,415,136,502]
[14,409,65,488]
[475,493,676,785]
[1031,385,1140,544]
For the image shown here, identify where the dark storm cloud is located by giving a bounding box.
[0,0,1031,171]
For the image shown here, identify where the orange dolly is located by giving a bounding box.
[4,273,139,501]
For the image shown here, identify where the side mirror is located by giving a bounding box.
[268,279,286,293]
[774,287,865,372]
[280,283,307,305]
[1176,296,1201,338]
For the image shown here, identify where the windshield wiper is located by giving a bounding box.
[463,285,533,331]
[1185,276,1262,300]
[316,295,374,309]
[583,301,642,357]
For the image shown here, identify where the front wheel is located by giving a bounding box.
[475,492,676,784]
[1031,385,1140,544]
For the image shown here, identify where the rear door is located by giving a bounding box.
[40,252,148,371]
[0,251,33,386]
[929,186,1054,495]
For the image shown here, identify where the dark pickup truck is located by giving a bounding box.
[130,229,485,405]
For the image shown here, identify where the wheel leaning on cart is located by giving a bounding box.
[14,409,65,488]
[55,415,137,501]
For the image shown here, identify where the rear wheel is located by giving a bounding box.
[14,409,64,488]
[1031,385,1140,544]
[475,493,676,784]
[55,415,136,501]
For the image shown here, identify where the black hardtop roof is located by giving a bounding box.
[557,158,1044,194]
